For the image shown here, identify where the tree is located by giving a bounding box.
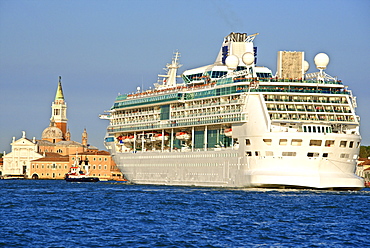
[359,146,370,159]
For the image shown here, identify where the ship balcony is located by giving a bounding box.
[107,113,248,133]
[269,112,356,123]
[265,98,349,104]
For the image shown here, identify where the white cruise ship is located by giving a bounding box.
[100,32,364,190]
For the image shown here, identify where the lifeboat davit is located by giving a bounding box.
[176,131,190,140]
[146,132,158,142]
[154,133,169,141]
[224,128,232,137]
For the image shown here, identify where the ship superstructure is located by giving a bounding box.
[100,32,364,190]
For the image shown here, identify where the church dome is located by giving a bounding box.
[42,125,63,140]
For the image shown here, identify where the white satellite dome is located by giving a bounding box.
[314,53,329,70]
[303,60,310,72]
[225,55,239,70]
[242,52,254,66]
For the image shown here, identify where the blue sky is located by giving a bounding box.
[1,0,369,152]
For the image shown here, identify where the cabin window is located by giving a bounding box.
[279,139,287,146]
[349,141,354,148]
[323,153,329,158]
[265,151,274,156]
[255,151,260,156]
[340,153,349,158]
[282,152,296,156]
[245,139,251,146]
[325,140,334,147]
[309,140,322,146]
[340,141,347,148]
[291,139,302,146]
[263,139,272,145]
[246,151,252,156]
[307,152,319,157]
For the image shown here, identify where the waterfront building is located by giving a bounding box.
[2,132,43,177]
[1,77,121,180]
[357,158,370,187]
[29,150,122,180]
[29,153,70,179]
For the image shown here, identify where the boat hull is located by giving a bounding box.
[65,177,100,182]
[111,149,364,190]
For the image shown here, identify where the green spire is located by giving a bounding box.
[55,76,65,100]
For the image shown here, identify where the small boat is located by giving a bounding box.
[154,132,169,141]
[175,131,190,140]
[125,135,135,142]
[224,128,232,137]
[65,158,99,182]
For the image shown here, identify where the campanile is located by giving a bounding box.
[51,76,68,138]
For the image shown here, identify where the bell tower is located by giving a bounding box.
[82,128,88,147]
[51,76,68,138]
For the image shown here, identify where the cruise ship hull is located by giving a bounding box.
[107,146,364,190]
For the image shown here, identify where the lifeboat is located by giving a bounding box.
[123,135,135,143]
[176,131,190,140]
[116,135,124,144]
[128,135,135,142]
[154,133,169,141]
[224,128,232,137]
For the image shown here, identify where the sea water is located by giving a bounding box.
[0,180,369,247]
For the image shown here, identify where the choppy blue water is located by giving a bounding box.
[0,180,369,247]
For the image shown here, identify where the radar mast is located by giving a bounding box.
[157,51,182,89]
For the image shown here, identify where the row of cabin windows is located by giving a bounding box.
[246,151,355,159]
[246,139,359,148]
[303,126,332,133]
